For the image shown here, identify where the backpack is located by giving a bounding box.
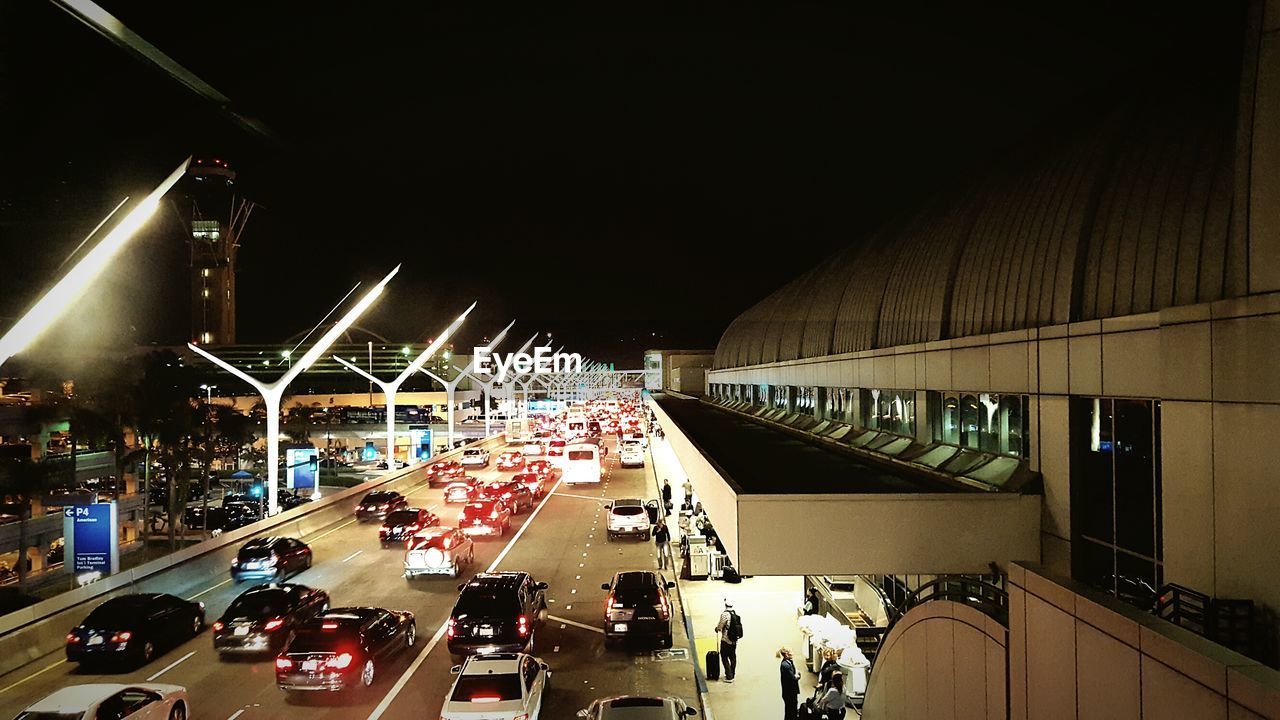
[728,610,744,640]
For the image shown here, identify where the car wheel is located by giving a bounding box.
[141,640,156,663]
[406,623,417,647]
[168,702,187,720]
[192,613,203,636]
[360,658,375,688]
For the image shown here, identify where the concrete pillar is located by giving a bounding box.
[815,387,828,420]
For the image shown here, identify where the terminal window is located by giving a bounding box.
[929,391,1028,458]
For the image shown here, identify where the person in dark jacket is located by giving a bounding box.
[662,480,673,516]
[817,648,841,690]
[653,520,672,569]
[803,587,822,615]
[777,647,800,720]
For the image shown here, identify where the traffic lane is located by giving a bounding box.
[0,460,525,718]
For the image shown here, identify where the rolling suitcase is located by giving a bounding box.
[705,650,720,681]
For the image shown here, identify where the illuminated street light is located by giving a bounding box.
[333,302,476,466]
[188,265,400,514]
[0,158,190,367]
[420,321,515,445]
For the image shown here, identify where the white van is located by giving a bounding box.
[562,442,605,485]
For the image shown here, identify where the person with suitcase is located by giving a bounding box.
[778,647,801,720]
[714,600,742,682]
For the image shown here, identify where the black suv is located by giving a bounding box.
[446,572,548,658]
[601,571,676,648]
[355,491,408,522]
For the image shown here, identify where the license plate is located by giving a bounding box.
[613,623,628,632]
[234,626,250,636]
[87,635,103,646]
[302,660,319,671]
[478,627,494,637]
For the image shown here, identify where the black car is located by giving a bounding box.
[447,572,548,658]
[66,593,206,666]
[231,537,313,584]
[355,491,408,522]
[602,571,676,648]
[379,508,440,546]
[213,583,330,655]
[487,481,534,514]
[280,490,313,511]
[183,505,228,533]
[275,607,416,693]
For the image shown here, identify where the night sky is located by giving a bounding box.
[0,2,1239,365]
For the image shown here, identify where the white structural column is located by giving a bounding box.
[420,320,515,445]
[332,302,476,463]
[188,266,400,514]
[457,333,538,436]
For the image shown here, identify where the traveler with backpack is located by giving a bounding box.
[714,600,743,682]
[778,646,800,720]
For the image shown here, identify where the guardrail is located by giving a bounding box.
[0,435,508,678]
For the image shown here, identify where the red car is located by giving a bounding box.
[496,451,525,471]
[427,461,464,485]
[546,439,566,458]
[513,472,547,499]
[486,480,534,513]
[458,500,513,538]
[526,460,555,478]
[443,479,480,504]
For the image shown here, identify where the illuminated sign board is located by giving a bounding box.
[287,447,318,491]
[409,426,434,461]
[62,502,119,584]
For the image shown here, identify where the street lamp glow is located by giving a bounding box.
[0,158,190,367]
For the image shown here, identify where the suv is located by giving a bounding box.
[601,571,676,648]
[460,448,491,468]
[231,537,312,584]
[427,461,464,486]
[606,499,651,541]
[619,442,645,468]
[404,527,475,579]
[355,491,408,522]
[447,572,548,658]
[379,508,440,546]
[213,583,330,655]
[459,500,513,538]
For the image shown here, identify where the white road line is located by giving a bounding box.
[368,474,565,720]
[305,517,357,542]
[226,710,246,720]
[0,658,64,695]
[188,578,231,600]
[548,615,605,634]
[342,550,363,563]
[146,650,195,681]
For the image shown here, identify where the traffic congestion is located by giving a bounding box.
[3,394,696,720]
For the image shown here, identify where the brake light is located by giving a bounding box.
[66,633,80,644]
[263,618,285,632]
[322,622,339,630]
[658,596,670,620]
[489,511,498,519]
[275,656,292,669]
[606,596,615,612]
[517,615,529,637]
[327,652,354,669]
[447,617,456,638]
[212,621,224,632]
[109,631,132,643]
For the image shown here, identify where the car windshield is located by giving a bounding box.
[226,589,290,617]
[612,506,645,516]
[385,510,421,525]
[238,544,275,560]
[568,450,594,461]
[455,592,519,617]
[451,673,523,702]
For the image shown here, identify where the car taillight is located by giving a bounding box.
[263,618,285,632]
[65,633,80,644]
[327,652,354,669]
[606,596,615,612]
[231,558,239,566]
[447,617,456,638]
[275,657,293,669]
[517,615,529,637]
[489,511,498,519]
[443,537,453,549]
[212,621,224,632]
[658,597,670,620]
[513,714,530,720]
[110,631,132,643]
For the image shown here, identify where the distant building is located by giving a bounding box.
[643,349,714,395]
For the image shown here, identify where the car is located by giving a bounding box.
[280,490,313,510]
[376,458,408,470]
[446,572,548,658]
[220,502,260,530]
[428,461,465,485]
[485,481,534,514]
[621,431,648,449]
[66,593,206,666]
[460,448,491,468]
[587,420,602,436]
[459,499,513,538]
[183,505,227,533]
[212,583,330,655]
[275,607,416,694]
[404,527,476,579]
[577,695,698,719]
[355,491,408,522]
[526,460,555,478]
[606,498,651,540]
[444,477,483,504]
[601,571,676,648]
[16,683,192,720]
[378,508,440,546]
[496,451,526,471]
[231,537,313,584]
[512,472,547,499]
[619,442,645,468]
[519,441,543,457]
[441,653,550,720]
[546,439,566,458]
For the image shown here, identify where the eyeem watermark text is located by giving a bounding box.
[474,346,582,376]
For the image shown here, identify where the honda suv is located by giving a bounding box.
[446,572,548,659]
[601,571,675,648]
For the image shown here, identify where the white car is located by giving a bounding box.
[621,431,648,449]
[404,527,475,579]
[606,498,651,540]
[460,448,491,467]
[17,683,191,720]
[619,442,645,468]
[578,695,698,719]
[442,652,550,720]
[520,442,543,457]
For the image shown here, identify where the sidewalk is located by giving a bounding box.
[648,435,829,720]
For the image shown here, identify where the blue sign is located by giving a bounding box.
[527,399,563,414]
[409,427,433,462]
[287,448,318,491]
[361,441,377,462]
[62,502,118,582]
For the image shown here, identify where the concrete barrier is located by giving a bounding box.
[0,435,509,677]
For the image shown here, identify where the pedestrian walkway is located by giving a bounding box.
[647,434,846,720]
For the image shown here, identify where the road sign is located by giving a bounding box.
[287,447,318,491]
[62,502,119,584]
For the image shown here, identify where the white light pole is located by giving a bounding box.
[332,301,475,467]
[188,265,400,514]
[419,320,514,446]
[0,159,190,367]
[456,333,538,437]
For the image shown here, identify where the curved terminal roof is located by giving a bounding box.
[715,71,1246,369]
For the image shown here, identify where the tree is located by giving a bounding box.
[133,351,199,550]
[0,459,57,591]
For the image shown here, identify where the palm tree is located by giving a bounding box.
[133,351,199,550]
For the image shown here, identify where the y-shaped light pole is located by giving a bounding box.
[419,320,515,446]
[456,332,538,436]
[507,345,563,419]
[332,302,475,466]
[188,266,400,514]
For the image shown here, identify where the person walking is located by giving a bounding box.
[682,478,694,503]
[777,647,801,720]
[653,519,671,570]
[662,480,673,516]
[714,600,741,682]
[803,587,822,616]
[815,670,846,719]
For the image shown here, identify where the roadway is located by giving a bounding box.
[0,437,698,719]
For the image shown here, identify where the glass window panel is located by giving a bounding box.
[1114,399,1156,558]
[1074,538,1117,596]
[960,395,979,449]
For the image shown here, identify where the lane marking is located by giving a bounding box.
[0,658,64,695]
[227,710,246,720]
[548,615,605,634]
[306,517,357,542]
[188,578,232,601]
[343,550,363,563]
[146,650,195,681]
